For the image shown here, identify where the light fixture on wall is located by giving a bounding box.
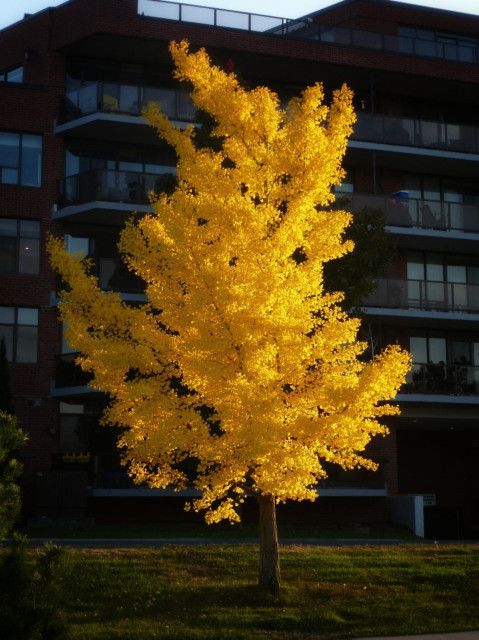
[24,48,37,62]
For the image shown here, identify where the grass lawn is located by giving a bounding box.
[59,543,478,639]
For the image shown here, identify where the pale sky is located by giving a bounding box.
[1,0,479,31]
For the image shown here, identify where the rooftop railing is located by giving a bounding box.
[137,0,288,32]
[362,277,479,314]
[348,193,479,234]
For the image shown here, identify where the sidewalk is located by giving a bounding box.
[353,633,479,640]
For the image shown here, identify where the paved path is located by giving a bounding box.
[353,633,479,640]
[24,537,479,548]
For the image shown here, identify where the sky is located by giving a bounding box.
[1,0,479,31]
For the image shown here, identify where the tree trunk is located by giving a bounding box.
[257,493,281,590]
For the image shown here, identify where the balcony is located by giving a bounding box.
[55,168,176,223]
[352,113,479,155]
[55,82,196,143]
[349,194,479,234]
[362,278,479,314]
[58,168,173,208]
[404,362,479,396]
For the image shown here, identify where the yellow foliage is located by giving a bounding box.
[48,40,411,522]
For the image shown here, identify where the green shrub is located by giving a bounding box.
[0,533,71,640]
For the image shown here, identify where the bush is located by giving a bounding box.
[0,533,71,640]
[0,412,28,540]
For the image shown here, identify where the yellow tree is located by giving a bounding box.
[49,41,410,590]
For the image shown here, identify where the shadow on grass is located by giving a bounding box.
[63,545,479,640]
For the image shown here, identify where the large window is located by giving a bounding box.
[0,307,38,363]
[0,65,23,83]
[0,132,42,186]
[407,251,479,311]
[0,219,40,274]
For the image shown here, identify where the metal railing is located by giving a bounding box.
[362,277,479,314]
[58,168,175,209]
[348,193,479,233]
[277,21,479,65]
[138,0,288,32]
[60,82,196,123]
[404,362,479,395]
[137,1,479,64]
[352,112,479,154]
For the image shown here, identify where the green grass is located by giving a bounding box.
[24,521,416,540]
[57,543,479,639]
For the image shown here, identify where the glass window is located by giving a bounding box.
[6,66,23,83]
[409,336,427,363]
[0,218,40,274]
[0,132,42,186]
[0,306,38,363]
[65,235,90,256]
[426,254,443,281]
[0,65,23,84]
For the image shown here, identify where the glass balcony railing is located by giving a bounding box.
[276,21,479,65]
[58,168,175,209]
[348,193,479,233]
[60,82,196,123]
[404,362,479,395]
[362,277,479,314]
[352,112,479,154]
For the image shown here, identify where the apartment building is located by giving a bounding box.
[1,0,478,537]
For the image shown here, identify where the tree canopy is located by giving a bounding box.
[49,41,410,588]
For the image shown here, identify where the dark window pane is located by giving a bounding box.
[17,308,38,325]
[0,307,15,323]
[18,238,40,274]
[0,326,14,361]
[1,168,19,184]
[6,66,23,83]
[16,325,38,363]
[21,135,42,186]
[0,132,20,168]
[0,219,17,236]
[20,220,40,238]
[0,237,16,272]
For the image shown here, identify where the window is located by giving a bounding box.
[0,219,40,274]
[0,65,23,84]
[0,307,38,363]
[0,132,42,186]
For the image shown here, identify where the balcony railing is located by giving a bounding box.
[404,362,479,395]
[58,168,175,209]
[352,112,479,154]
[277,21,479,65]
[362,277,479,314]
[349,193,479,233]
[60,82,196,123]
